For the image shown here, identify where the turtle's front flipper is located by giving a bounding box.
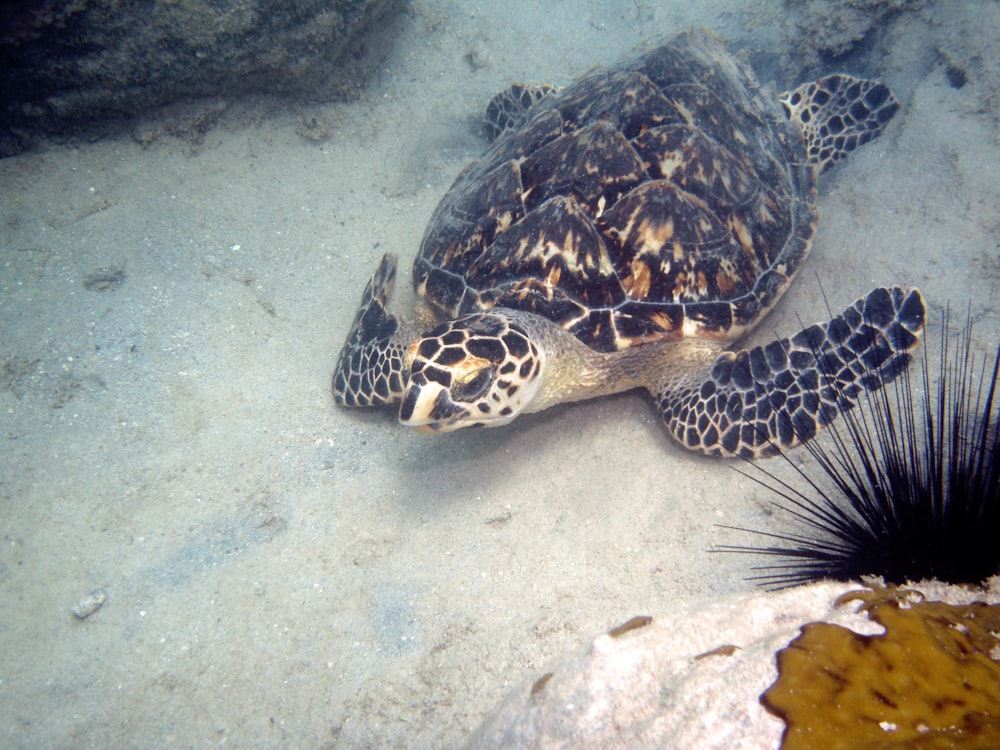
[780,74,899,173]
[484,83,557,141]
[657,287,926,458]
[332,254,408,407]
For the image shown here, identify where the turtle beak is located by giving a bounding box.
[398,372,473,432]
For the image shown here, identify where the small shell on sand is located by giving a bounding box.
[71,588,107,620]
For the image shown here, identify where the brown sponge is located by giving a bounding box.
[762,586,1000,750]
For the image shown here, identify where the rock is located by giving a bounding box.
[0,0,406,155]
[468,578,1000,749]
[71,588,107,620]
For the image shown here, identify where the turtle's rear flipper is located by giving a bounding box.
[658,287,926,458]
[781,75,899,173]
[332,253,408,407]
[484,84,557,141]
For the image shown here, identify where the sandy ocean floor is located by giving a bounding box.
[2,0,999,747]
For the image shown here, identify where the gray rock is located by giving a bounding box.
[0,0,406,155]
[71,588,107,620]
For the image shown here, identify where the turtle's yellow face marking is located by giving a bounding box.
[399,313,544,432]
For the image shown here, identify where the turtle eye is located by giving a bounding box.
[452,367,494,402]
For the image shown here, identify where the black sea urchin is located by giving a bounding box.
[720,310,1000,589]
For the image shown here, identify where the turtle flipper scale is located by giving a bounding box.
[332,253,408,407]
[780,74,900,173]
[483,83,557,141]
[658,287,926,458]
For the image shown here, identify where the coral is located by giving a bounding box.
[762,586,1000,749]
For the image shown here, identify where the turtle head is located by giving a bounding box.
[399,313,545,432]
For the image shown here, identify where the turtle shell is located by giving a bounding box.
[413,29,819,354]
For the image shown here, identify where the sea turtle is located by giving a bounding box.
[332,28,924,458]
